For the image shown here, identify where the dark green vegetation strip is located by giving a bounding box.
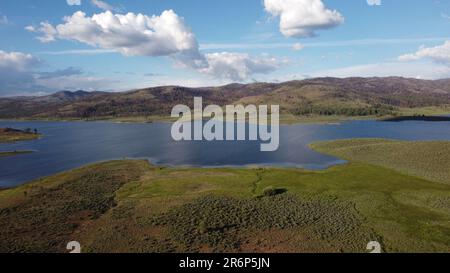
[382,115,450,122]
[0,160,149,253]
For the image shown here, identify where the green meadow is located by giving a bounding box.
[0,139,449,253]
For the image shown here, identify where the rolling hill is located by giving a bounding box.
[1,77,450,121]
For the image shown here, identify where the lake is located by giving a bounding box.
[1,119,450,187]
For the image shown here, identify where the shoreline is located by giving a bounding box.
[0,150,34,158]
[0,155,348,190]
[3,137,449,189]
[0,116,364,125]
[2,116,450,188]
[0,114,417,125]
[1,110,450,125]
[382,115,450,122]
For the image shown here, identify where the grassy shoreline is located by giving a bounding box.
[311,139,450,185]
[0,139,449,253]
[1,105,449,125]
[0,115,361,125]
[0,150,34,157]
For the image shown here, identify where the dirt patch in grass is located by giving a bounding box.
[239,229,335,253]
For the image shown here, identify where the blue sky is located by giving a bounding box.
[0,0,449,96]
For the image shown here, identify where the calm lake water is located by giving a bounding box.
[1,119,450,187]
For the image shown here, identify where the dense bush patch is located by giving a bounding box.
[0,161,147,253]
[151,194,377,252]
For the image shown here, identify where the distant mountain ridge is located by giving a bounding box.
[1,77,450,120]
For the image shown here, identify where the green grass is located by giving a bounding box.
[311,139,450,185]
[0,140,449,253]
[396,105,450,117]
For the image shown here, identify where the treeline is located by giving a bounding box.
[70,102,398,119]
[292,104,396,117]
[74,100,168,119]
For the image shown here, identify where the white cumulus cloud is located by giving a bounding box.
[198,52,280,81]
[66,0,81,6]
[0,50,41,71]
[28,10,283,82]
[264,0,344,38]
[26,22,58,43]
[0,50,41,94]
[399,41,450,65]
[367,0,381,6]
[28,10,199,57]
